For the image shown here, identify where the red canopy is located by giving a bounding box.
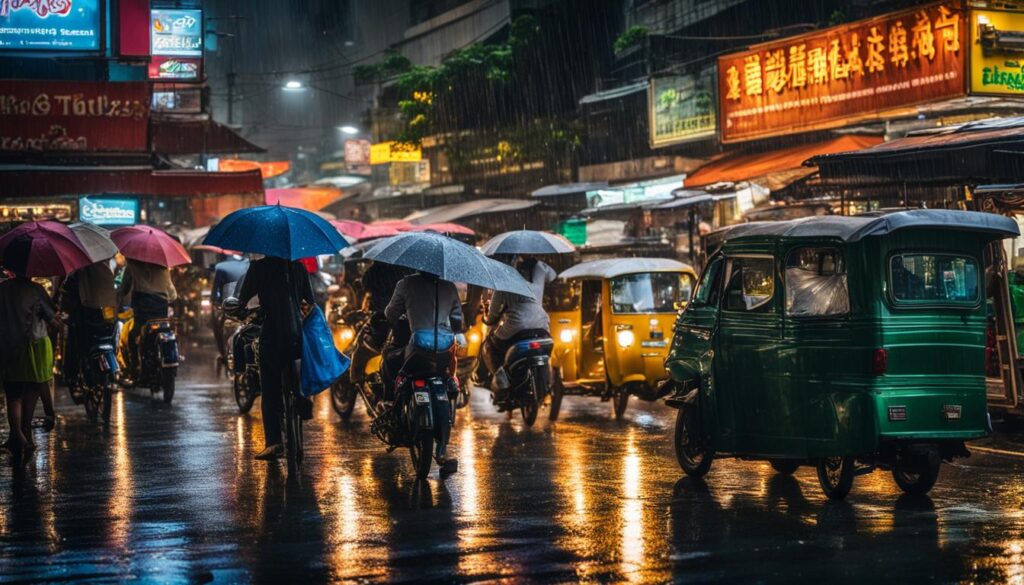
[410,223,475,236]
[0,168,264,198]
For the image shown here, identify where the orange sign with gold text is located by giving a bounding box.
[718,4,965,143]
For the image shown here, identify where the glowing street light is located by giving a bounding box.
[338,125,359,135]
[283,80,303,90]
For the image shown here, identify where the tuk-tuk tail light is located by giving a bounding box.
[872,348,888,376]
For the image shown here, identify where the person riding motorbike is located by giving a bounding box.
[349,261,413,389]
[210,254,249,367]
[235,256,315,461]
[381,271,463,403]
[60,260,117,385]
[480,256,556,406]
[118,259,176,376]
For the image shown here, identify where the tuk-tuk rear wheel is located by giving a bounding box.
[674,407,712,478]
[892,456,941,495]
[816,456,855,499]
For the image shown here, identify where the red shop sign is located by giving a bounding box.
[0,80,150,153]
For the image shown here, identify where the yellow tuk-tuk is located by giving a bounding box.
[547,258,697,420]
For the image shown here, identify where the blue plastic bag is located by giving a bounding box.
[300,305,350,397]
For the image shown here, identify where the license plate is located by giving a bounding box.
[888,406,907,421]
[413,391,430,405]
[435,392,449,402]
[641,340,666,348]
[943,404,962,421]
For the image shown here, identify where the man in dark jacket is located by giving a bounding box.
[236,256,315,460]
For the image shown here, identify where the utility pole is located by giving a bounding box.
[227,71,236,125]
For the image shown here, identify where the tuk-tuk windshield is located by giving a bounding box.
[544,280,580,311]
[889,253,980,304]
[610,272,694,314]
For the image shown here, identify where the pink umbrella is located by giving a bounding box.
[371,219,415,232]
[111,225,191,267]
[411,223,475,236]
[0,220,92,277]
[331,219,399,241]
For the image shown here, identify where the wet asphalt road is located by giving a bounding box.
[4,338,1024,583]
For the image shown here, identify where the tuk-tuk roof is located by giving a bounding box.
[713,209,1019,245]
[559,257,694,280]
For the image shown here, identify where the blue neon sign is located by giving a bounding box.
[0,0,101,51]
[79,197,137,226]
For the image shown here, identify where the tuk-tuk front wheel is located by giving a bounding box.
[674,407,712,478]
[613,387,630,420]
[892,453,941,495]
[816,456,855,499]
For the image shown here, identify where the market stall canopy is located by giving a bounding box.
[405,199,539,225]
[806,118,1024,187]
[218,159,291,179]
[578,81,648,106]
[151,118,265,155]
[686,135,882,191]
[531,182,609,198]
[265,186,344,211]
[0,167,264,198]
[710,209,1019,244]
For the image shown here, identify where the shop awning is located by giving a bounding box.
[405,198,538,225]
[686,135,883,191]
[265,186,345,210]
[151,118,265,155]
[0,166,264,198]
[807,118,1024,186]
[578,81,648,106]
[532,182,609,197]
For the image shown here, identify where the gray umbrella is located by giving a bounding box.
[480,230,575,256]
[69,222,119,263]
[364,231,533,297]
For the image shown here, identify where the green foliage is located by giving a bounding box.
[613,26,648,55]
[353,50,412,85]
[828,10,846,27]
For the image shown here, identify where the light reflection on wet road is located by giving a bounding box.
[3,340,1024,583]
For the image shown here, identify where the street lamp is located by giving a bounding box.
[338,125,359,135]
[283,80,303,90]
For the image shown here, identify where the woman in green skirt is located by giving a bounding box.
[0,270,57,459]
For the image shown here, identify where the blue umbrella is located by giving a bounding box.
[202,204,348,260]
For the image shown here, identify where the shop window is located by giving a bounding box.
[785,247,850,317]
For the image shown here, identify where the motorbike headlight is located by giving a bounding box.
[340,328,355,341]
[559,328,573,344]
[616,329,635,348]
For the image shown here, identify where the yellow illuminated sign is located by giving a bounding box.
[970,9,1024,96]
[369,141,422,165]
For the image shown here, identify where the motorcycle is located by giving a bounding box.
[329,309,371,421]
[117,310,180,404]
[366,328,460,480]
[63,317,119,423]
[489,336,554,426]
[223,298,262,414]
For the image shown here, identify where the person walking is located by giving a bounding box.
[235,256,315,460]
[0,270,58,459]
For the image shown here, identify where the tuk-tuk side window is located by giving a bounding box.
[889,254,980,305]
[692,258,723,308]
[785,247,850,317]
[610,273,691,314]
[723,257,775,312]
[544,280,581,312]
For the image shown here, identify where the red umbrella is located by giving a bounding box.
[111,225,191,267]
[411,223,475,236]
[0,220,92,277]
[331,220,399,241]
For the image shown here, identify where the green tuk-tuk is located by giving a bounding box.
[664,210,1019,499]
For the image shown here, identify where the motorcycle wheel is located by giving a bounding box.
[161,369,176,404]
[101,386,113,423]
[410,433,434,481]
[234,374,255,414]
[521,371,539,426]
[330,379,357,421]
[84,385,100,422]
[548,368,564,422]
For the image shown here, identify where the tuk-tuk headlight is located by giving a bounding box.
[559,329,574,344]
[340,328,355,342]
[468,331,481,344]
[616,329,635,348]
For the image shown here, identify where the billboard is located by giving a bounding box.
[0,0,102,51]
[970,9,1024,95]
[649,72,716,148]
[370,141,422,164]
[0,80,150,152]
[79,197,138,226]
[149,56,201,80]
[718,3,966,143]
[151,8,202,57]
